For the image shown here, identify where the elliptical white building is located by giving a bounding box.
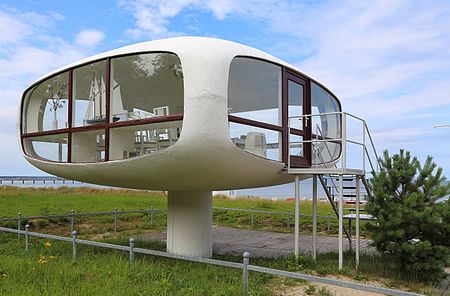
[19,37,377,268]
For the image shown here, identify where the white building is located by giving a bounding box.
[19,37,375,267]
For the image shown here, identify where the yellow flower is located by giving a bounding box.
[49,255,55,259]
[31,268,36,272]
[1,273,7,277]
[44,241,52,248]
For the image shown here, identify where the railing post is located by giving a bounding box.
[17,213,22,239]
[250,208,254,228]
[71,209,75,233]
[327,213,331,234]
[242,252,250,296]
[150,206,154,227]
[114,208,118,232]
[72,230,78,261]
[25,224,30,253]
[342,114,347,170]
[129,238,135,268]
[287,210,290,228]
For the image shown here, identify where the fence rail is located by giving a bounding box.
[0,225,423,296]
[0,206,354,237]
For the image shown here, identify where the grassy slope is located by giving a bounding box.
[0,186,367,236]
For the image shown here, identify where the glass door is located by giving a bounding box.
[284,71,311,167]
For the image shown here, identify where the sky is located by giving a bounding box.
[1,0,449,177]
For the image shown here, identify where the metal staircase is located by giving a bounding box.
[286,111,379,269]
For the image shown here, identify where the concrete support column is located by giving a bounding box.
[294,175,300,258]
[312,175,318,261]
[338,175,344,270]
[167,191,212,258]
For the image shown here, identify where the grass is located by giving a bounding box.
[0,233,274,295]
[0,186,370,236]
[0,186,437,295]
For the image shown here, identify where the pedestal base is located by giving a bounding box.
[167,191,212,257]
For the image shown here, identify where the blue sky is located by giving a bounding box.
[1,0,449,177]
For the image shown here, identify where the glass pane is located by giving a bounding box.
[22,72,69,133]
[288,80,303,130]
[73,60,107,127]
[229,122,281,161]
[289,134,303,157]
[23,134,68,162]
[311,82,341,163]
[109,121,182,160]
[110,53,184,123]
[72,130,105,162]
[228,57,281,126]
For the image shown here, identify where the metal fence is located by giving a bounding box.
[0,225,423,296]
[0,206,339,236]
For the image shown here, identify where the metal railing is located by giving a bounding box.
[0,206,349,236]
[0,225,423,296]
[288,111,380,175]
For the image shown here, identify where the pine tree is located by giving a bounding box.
[366,149,450,282]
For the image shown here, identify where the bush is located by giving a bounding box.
[366,150,450,282]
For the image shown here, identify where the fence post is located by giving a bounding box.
[25,224,30,253]
[17,213,22,239]
[150,206,154,227]
[114,208,118,232]
[71,209,75,233]
[129,237,135,268]
[287,210,291,228]
[250,208,254,228]
[242,252,250,296]
[72,230,77,260]
[327,213,331,233]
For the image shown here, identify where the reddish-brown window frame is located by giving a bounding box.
[20,51,184,164]
[227,56,342,167]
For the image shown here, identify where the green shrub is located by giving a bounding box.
[366,150,450,282]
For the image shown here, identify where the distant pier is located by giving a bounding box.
[0,176,79,185]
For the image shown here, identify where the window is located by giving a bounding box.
[110,53,184,123]
[22,52,184,163]
[228,57,282,161]
[23,134,68,162]
[228,57,281,126]
[22,72,69,133]
[311,82,341,164]
[73,60,107,127]
[109,120,182,160]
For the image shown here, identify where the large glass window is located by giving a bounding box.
[229,123,281,161]
[22,72,69,133]
[228,57,281,126]
[71,130,105,163]
[109,121,182,160]
[110,53,183,123]
[73,60,107,127]
[23,134,68,162]
[311,82,341,164]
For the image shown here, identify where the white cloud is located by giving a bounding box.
[0,8,106,175]
[75,29,105,47]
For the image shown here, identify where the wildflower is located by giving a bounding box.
[49,255,55,259]
[1,273,7,277]
[31,268,36,272]
[38,256,47,264]
[44,241,52,248]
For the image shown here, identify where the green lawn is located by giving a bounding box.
[0,186,368,236]
[0,186,435,295]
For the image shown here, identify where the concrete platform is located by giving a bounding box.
[139,226,376,258]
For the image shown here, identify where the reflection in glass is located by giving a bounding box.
[22,72,69,133]
[72,130,105,162]
[229,122,281,161]
[228,58,281,126]
[73,60,107,127]
[288,80,303,130]
[289,134,304,157]
[110,53,183,123]
[23,134,68,162]
[311,82,341,164]
[109,121,182,160]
